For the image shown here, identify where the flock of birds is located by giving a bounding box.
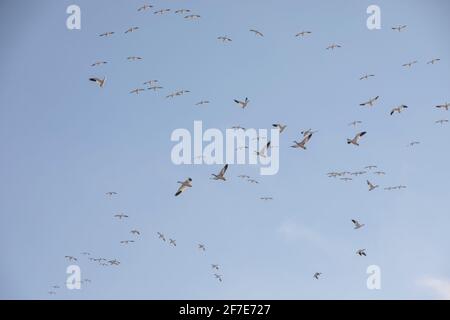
[48,3,449,295]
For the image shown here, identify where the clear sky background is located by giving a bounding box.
[0,0,449,300]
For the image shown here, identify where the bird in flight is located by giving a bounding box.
[185,14,201,20]
[260,197,273,201]
[65,256,77,262]
[250,29,264,37]
[436,119,449,125]
[392,25,407,32]
[326,43,342,50]
[365,166,377,170]
[427,58,441,65]
[130,230,141,236]
[127,56,143,61]
[348,121,362,127]
[99,31,115,37]
[291,133,313,150]
[402,61,418,68]
[175,9,191,14]
[175,178,193,197]
[295,31,312,37]
[248,179,259,184]
[374,171,386,175]
[120,240,135,245]
[196,100,210,106]
[143,80,159,86]
[360,96,379,107]
[234,97,250,109]
[352,219,365,230]
[148,86,163,91]
[169,239,177,247]
[347,132,367,146]
[212,264,220,270]
[157,232,166,242]
[198,244,206,251]
[154,9,171,15]
[176,90,190,96]
[89,77,106,88]
[130,88,145,95]
[109,259,120,266]
[357,249,367,257]
[114,213,129,220]
[390,105,409,115]
[238,175,251,179]
[256,141,271,158]
[313,272,322,280]
[218,36,232,43]
[211,164,229,181]
[351,171,366,176]
[359,74,375,81]
[436,103,450,111]
[340,177,353,182]
[138,4,153,12]
[301,129,318,137]
[91,61,107,67]
[272,124,287,133]
[367,180,379,191]
[125,27,139,34]
[214,274,223,282]
[407,141,420,147]
[106,192,118,196]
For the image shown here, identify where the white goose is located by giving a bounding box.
[218,36,232,42]
[272,123,287,133]
[250,29,264,37]
[357,249,367,256]
[256,141,271,158]
[295,31,312,37]
[125,27,139,34]
[291,133,313,150]
[436,103,450,111]
[91,61,107,67]
[392,25,407,32]
[402,61,418,68]
[348,120,362,127]
[427,58,441,65]
[130,88,145,95]
[234,97,250,109]
[347,132,367,146]
[352,219,365,230]
[175,178,193,196]
[138,5,153,12]
[326,43,342,50]
[175,9,191,14]
[99,31,114,37]
[367,180,379,191]
[211,164,229,181]
[157,232,166,241]
[89,77,106,88]
[360,96,379,107]
[154,9,171,15]
[359,74,375,81]
[185,14,201,20]
[390,105,408,115]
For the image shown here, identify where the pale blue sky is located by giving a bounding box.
[0,0,449,299]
